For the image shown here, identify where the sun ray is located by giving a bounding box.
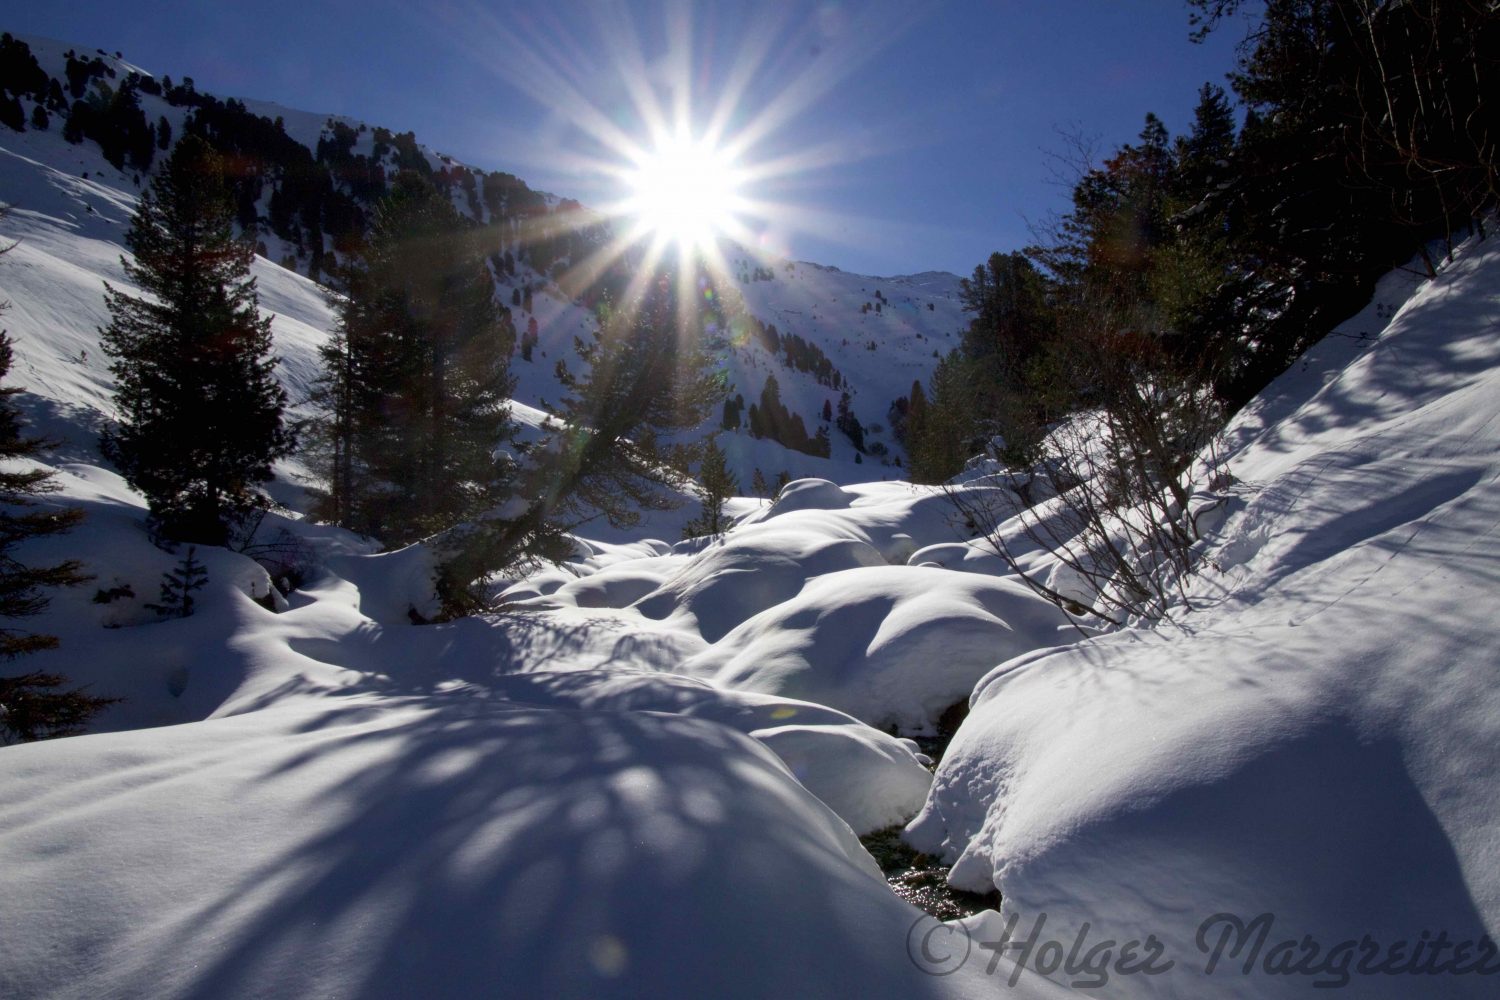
[422,0,940,316]
[622,131,746,254]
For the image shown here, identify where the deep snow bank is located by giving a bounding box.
[0,66,1077,998]
[1,695,953,1000]
[0,479,1026,997]
[907,238,1500,997]
[684,564,1071,733]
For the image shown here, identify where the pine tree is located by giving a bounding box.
[835,391,865,452]
[145,546,208,618]
[902,379,929,451]
[0,230,115,742]
[1188,0,1500,409]
[1,670,123,744]
[0,94,22,133]
[1175,83,1235,197]
[434,271,726,611]
[313,171,518,545]
[100,136,294,545]
[0,335,89,657]
[908,353,978,484]
[683,436,739,538]
[548,273,726,530]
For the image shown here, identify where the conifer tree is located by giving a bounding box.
[100,136,294,545]
[0,334,89,657]
[907,353,978,484]
[835,391,865,452]
[434,272,726,611]
[547,274,726,530]
[683,436,739,538]
[901,379,929,453]
[145,546,209,618]
[0,229,115,742]
[313,171,518,546]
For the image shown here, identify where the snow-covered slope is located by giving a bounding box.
[8,27,1500,1000]
[0,141,333,499]
[0,31,966,491]
[0,41,1054,992]
[906,237,1500,996]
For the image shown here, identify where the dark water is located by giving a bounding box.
[860,825,999,921]
[865,699,998,920]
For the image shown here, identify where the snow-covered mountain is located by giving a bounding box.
[0,32,967,492]
[5,26,1500,1000]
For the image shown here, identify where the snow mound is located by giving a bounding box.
[632,532,887,642]
[906,235,1500,997]
[0,699,954,1000]
[737,480,988,558]
[479,668,935,834]
[764,478,857,515]
[754,724,935,834]
[686,564,1073,732]
[544,559,680,611]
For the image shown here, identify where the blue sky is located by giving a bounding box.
[7,1,1252,277]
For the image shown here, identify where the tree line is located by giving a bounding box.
[905,0,1497,487]
[0,34,600,287]
[901,0,1496,624]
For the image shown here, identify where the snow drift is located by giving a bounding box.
[907,237,1500,996]
[6,36,1500,998]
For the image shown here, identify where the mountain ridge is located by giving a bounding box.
[0,29,969,492]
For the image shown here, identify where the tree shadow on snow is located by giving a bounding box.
[92,700,952,999]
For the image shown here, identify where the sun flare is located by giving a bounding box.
[625,134,744,252]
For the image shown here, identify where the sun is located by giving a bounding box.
[624,134,744,252]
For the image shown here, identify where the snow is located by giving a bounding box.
[0,146,1008,987]
[6,32,1500,999]
[683,565,1072,733]
[906,234,1500,996]
[1,698,929,1000]
[631,531,888,642]
[3,30,965,491]
[0,471,1014,998]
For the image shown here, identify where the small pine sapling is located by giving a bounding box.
[147,547,208,618]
